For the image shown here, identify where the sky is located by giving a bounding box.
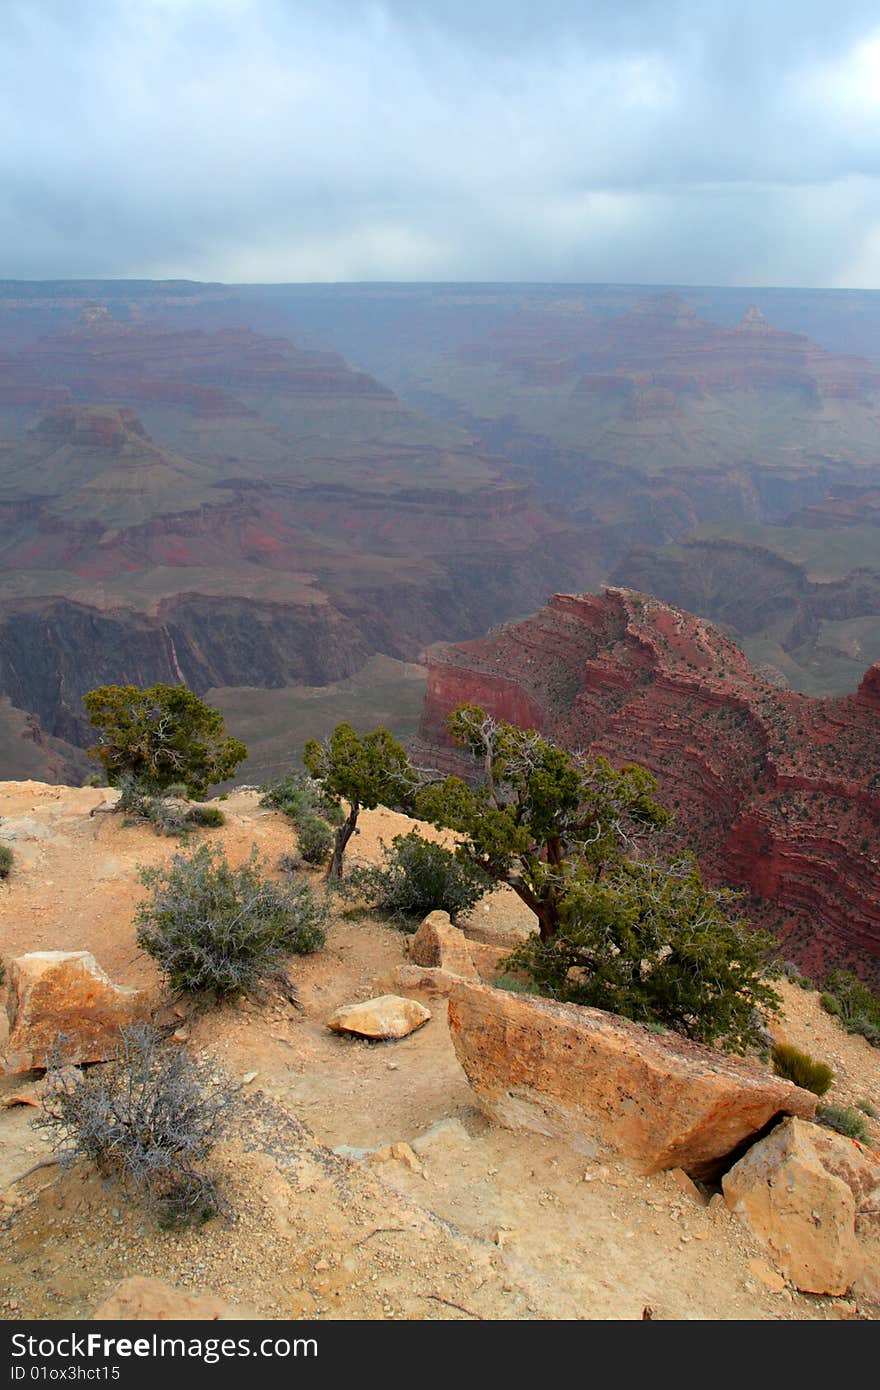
[4,0,880,287]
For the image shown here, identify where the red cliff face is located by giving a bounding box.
[416,589,880,987]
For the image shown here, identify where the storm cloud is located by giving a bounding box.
[4,0,880,285]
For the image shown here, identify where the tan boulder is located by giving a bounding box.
[327,994,430,1040]
[3,951,149,1073]
[408,911,480,979]
[92,1276,238,1320]
[723,1116,880,1297]
[447,980,816,1178]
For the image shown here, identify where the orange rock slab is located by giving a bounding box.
[447,979,816,1178]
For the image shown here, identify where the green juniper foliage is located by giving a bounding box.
[84,683,247,797]
[304,724,419,881]
[416,704,670,941]
[135,842,325,999]
[503,854,782,1053]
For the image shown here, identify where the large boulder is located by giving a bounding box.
[327,994,430,1040]
[2,951,149,1073]
[447,980,817,1178]
[723,1116,880,1298]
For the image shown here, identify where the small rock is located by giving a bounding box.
[369,1142,424,1174]
[242,1071,259,1084]
[327,995,431,1040]
[670,1167,708,1206]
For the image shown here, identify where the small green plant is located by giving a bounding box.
[259,772,343,826]
[771,1042,834,1096]
[184,805,225,829]
[856,1099,878,1119]
[820,992,841,1016]
[33,1023,236,1227]
[296,815,333,866]
[816,1103,871,1144]
[135,843,325,999]
[341,831,491,926]
[0,844,13,879]
[493,973,531,994]
[821,969,880,1044]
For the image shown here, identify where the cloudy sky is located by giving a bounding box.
[4,0,880,286]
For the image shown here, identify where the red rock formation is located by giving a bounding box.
[416,589,880,986]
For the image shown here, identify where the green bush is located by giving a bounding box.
[260,772,343,826]
[135,843,326,999]
[771,1042,834,1096]
[34,1023,235,1227]
[296,815,333,866]
[185,805,225,829]
[503,854,782,1054]
[115,775,224,836]
[0,844,13,879]
[341,831,491,926]
[816,1104,871,1144]
[857,1099,878,1119]
[822,969,880,1044]
[820,992,841,1017]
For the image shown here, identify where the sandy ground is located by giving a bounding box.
[0,783,877,1321]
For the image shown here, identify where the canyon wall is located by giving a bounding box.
[416,589,880,986]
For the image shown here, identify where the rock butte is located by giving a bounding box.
[416,587,880,986]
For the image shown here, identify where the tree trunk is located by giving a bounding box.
[326,802,359,882]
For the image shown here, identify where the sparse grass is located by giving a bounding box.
[771,1042,834,1096]
[0,844,13,879]
[816,1104,871,1144]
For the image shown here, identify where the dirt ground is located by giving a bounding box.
[0,783,877,1322]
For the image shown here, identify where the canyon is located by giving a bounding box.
[416,588,880,987]
[3,279,880,798]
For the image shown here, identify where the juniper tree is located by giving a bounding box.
[415,704,670,941]
[84,683,247,798]
[303,723,420,881]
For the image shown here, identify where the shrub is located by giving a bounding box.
[296,815,333,866]
[185,805,225,829]
[822,969,880,1044]
[816,1103,871,1144]
[33,1023,235,1226]
[857,1099,878,1119]
[342,831,491,926]
[260,772,343,826]
[820,992,841,1017]
[135,843,326,999]
[0,844,13,879]
[771,1042,834,1096]
[115,775,224,837]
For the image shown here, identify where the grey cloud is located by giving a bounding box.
[3,0,880,285]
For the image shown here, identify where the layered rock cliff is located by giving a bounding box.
[416,589,880,986]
